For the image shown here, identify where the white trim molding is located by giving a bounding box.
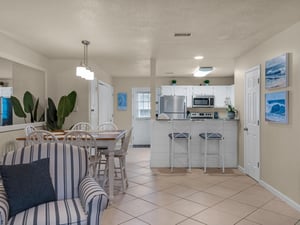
[260,180,300,212]
[238,165,245,173]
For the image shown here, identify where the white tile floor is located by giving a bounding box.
[102,148,300,225]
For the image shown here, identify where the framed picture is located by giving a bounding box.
[265,91,288,123]
[117,92,127,110]
[265,53,288,89]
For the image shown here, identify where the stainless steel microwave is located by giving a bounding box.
[192,95,215,108]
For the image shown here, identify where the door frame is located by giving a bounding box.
[244,65,261,181]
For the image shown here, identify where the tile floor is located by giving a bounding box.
[101,148,300,225]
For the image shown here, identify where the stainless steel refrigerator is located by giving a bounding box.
[159,95,186,119]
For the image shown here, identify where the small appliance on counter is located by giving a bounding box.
[192,95,214,108]
[190,112,213,119]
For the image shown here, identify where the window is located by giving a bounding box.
[136,92,151,118]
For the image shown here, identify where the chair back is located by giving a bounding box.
[168,120,192,140]
[71,122,92,131]
[26,130,58,145]
[199,120,224,140]
[2,143,89,200]
[98,122,118,131]
[64,131,96,153]
[119,128,133,154]
[24,124,36,136]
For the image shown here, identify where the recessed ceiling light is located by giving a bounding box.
[194,56,204,60]
[174,33,191,37]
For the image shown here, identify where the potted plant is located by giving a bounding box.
[204,79,210,86]
[46,91,77,131]
[10,91,44,123]
[227,104,237,119]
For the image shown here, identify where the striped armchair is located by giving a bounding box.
[0,143,109,225]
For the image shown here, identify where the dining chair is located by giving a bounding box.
[199,120,225,173]
[26,130,58,145]
[102,128,132,192]
[71,122,92,131]
[168,120,192,172]
[97,122,118,131]
[63,130,98,177]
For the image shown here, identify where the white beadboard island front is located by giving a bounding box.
[150,119,238,168]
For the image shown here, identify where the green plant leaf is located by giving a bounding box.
[46,98,58,130]
[57,96,72,129]
[23,91,34,113]
[67,91,77,116]
[33,98,39,122]
[10,96,26,118]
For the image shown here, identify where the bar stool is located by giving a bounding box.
[199,120,224,173]
[168,120,191,172]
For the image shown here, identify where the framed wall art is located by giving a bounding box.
[117,92,127,110]
[265,91,288,123]
[265,53,288,89]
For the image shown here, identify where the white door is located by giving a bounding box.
[89,80,114,129]
[244,65,260,181]
[132,88,151,146]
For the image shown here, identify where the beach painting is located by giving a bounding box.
[265,53,288,89]
[117,92,127,110]
[265,91,288,123]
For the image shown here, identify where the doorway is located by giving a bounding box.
[90,80,114,128]
[132,87,151,147]
[244,65,260,181]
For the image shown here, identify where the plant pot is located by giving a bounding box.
[227,111,235,119]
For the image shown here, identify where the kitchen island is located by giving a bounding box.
[150,119,238,168]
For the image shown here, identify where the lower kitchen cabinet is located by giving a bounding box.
[150,119,238,168]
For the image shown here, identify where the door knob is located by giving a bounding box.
[244,128,248,131]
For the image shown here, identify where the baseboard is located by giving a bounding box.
[132,144,151,148]
[259,180,300,212]
[238,165,245,173]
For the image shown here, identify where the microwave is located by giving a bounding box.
[192,95,215,108]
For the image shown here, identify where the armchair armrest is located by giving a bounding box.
[0,184,9,225]
[79,177,109,224]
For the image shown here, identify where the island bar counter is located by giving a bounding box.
[150,119,238,168]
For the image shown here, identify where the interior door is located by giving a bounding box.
[98,82,114,125]
[244,65,260,181]
[132,87,151,146]
[89,80,114,129]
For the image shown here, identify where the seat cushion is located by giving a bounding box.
[0,158,56,218]
[8,198,87,225]
[199,132,223,140]
[168,132,190,139]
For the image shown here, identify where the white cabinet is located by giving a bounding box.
[160,85,235,108]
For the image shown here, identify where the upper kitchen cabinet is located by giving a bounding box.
[214,85,235,108]
[160,85,235,108]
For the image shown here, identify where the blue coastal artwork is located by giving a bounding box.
[265,53,288,89]
[265,91,288,123]
[117,92,127,110]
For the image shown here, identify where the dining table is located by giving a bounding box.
[16,129,127,201]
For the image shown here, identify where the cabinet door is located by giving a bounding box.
[192,86,214,96]
[214,86,227,107]
[161,85,174,95]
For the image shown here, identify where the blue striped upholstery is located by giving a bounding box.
[0,143,109,225]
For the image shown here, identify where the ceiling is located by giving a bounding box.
[1,0,300,78]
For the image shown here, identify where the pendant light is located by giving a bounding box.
[76,40,94,80]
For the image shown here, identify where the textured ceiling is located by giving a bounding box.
[1,0,300,77]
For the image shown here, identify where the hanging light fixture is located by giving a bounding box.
[76,40,94,80]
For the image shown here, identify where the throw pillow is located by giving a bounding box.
[0,158,56,218]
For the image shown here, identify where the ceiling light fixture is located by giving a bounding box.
[76,40,94,80]
[193,66,214,77]
[194,55,204,60]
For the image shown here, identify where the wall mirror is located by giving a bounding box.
[0,57,46,130]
